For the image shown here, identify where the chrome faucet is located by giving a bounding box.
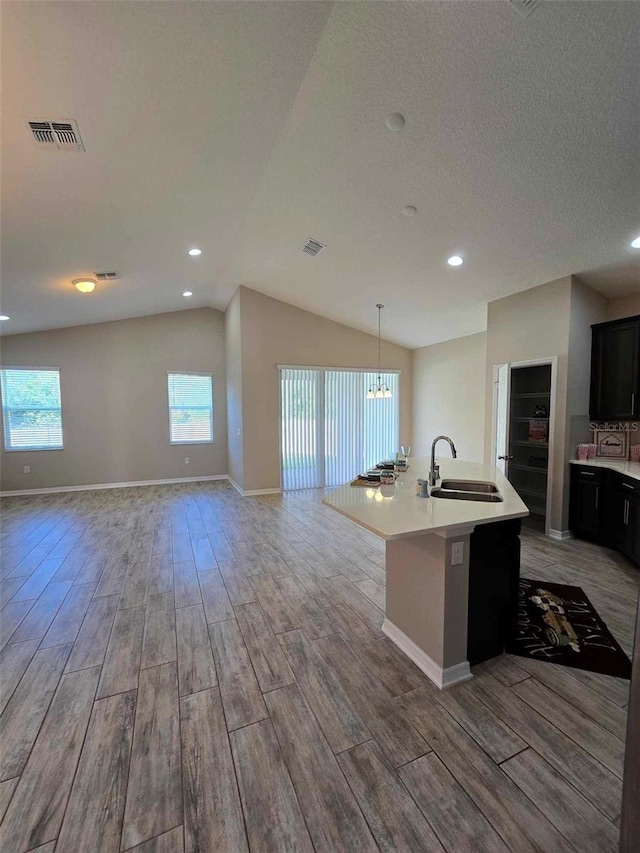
[429,435,457,487]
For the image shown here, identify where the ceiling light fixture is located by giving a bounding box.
[0,315,9,321]
[366,304,392,399]
[386,113,405,131]
[447,255,464,267]
[631,236,640,249]
[188,248,202,256]
[73,278,96,293]
[402,205,417,217]
[183,291,193,297]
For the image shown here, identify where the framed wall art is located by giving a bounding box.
[594,429,629,459]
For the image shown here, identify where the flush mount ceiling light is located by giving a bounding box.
[386,113,405,131]
[447,255,464,267]
[183,290,193,297]
[631,236,640,249]
[188,248,202,256]
[366,304,392,399]
[0,315,9,321]
[72,278,96,293]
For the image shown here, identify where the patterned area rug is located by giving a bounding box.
[507,577,632,679]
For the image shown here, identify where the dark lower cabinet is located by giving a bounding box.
[570,465,640,567]
[569,468,603,539]
[629,494,640,565]
[612,478,640,564]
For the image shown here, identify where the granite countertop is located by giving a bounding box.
[322,457,529,540]
[569,457,640,482]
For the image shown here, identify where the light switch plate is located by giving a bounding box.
[451,541,464,566]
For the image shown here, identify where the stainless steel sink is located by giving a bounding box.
[440,479,500,494]
[431,484,503,502]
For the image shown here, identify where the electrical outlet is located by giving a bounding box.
[451,541,464,566]
[237,428,241,436]
[23,465,30,474]
[184,457,190,465]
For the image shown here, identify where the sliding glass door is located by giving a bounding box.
[280,367,399,490]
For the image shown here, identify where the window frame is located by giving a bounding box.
[0,365,65,452]
[167,371,214,446]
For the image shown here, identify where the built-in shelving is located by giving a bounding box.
[507,363,552,520]
[511,392,551,399]
[512,440,549,448]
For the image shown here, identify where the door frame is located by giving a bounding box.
[491,356,558,537]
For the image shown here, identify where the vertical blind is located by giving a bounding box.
[280,367,399,490]
[0,367,63,451]
[167,373,213,444]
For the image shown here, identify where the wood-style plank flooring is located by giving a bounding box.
[0,482,637,852]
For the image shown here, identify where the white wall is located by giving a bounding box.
[224,290,244,488]
[0,308,227,491]
[483,275,613,533]
[231,286,413,492]
[607,293,640,321]
[484,277,573,533]
[565,279,608,520]
[412,332,486,463]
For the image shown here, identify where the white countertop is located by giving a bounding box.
[569,457,640,482]
[322,458,529,540]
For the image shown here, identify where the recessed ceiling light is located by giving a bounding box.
[402,205,417,217]
[188,248,202,256]
[386,113,405,131]
[447,255,464,267]
[631,235,640,249]
[72,278,96,293]
[0,315,9,321]
[183,290,193,297]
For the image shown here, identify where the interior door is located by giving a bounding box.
[494,364,511,475]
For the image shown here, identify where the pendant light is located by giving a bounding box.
[367,304,392,399]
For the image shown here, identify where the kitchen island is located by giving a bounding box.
[323,458,529,688]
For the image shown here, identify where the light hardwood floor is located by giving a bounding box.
[0,481,637,852]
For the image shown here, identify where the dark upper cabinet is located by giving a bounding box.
[590,317,640,420]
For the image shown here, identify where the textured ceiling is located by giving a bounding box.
[1,1,639,346]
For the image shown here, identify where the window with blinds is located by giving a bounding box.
[280,367,399,490]
[167,373,213,444]
[0,367,64,451]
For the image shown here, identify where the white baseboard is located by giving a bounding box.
[548,528,574,541]
[382,618,472,690]
[228,477,281,497]
[1,474,229,498]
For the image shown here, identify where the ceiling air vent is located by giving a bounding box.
[94,271,120,281]
[302,238,326,257]
[509,0,543,17]
[27,119,85,150]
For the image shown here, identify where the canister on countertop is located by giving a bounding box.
[416,479,429,498]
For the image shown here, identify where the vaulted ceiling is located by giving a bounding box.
[2,1,639,346]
